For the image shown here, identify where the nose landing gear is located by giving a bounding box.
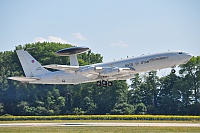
[171,69,176,73]
[96,80,113,87]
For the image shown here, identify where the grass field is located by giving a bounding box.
[0,126,200,133]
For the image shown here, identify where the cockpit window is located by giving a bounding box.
[178,52,183,54]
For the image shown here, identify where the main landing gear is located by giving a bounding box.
[97,80,113,87]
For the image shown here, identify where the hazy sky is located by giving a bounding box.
[1,0,200,63]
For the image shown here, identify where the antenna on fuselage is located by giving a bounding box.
[56,46,90,66]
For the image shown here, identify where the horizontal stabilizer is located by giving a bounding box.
[8,77,40,82]
[44,64,80,71]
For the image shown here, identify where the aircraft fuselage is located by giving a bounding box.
[30,51,191,84]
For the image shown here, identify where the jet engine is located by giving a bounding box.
[76,66,97,75]
[100,68,120,76]
[110,74,135,80]
[116,75,132,80]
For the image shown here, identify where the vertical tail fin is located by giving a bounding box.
[16,50,50,77]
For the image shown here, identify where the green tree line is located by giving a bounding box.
[0,42,199,116]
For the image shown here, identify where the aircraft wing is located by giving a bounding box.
[75,66,135,77]
[44,64,80,71]
[44,64,135,79]
[8,77,40,82]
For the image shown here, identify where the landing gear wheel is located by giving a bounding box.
[108,81,113,86]
[102,80,108,87]
[96,80,113,87]
[171,69,176,73]
[97,81,101,86]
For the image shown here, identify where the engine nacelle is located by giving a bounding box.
[117,75,131,80]
[76,66,96,75]
[100,68,120,76]
[116,74,135,80]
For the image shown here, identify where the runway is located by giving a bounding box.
[0,122,199,127]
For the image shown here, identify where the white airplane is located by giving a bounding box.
[8,47,192,86]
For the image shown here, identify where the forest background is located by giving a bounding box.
[0,42,199,116]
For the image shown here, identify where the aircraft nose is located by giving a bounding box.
[185,53,192,59]
[181,52,192,64]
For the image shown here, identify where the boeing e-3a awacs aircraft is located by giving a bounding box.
[8,46,192,87]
